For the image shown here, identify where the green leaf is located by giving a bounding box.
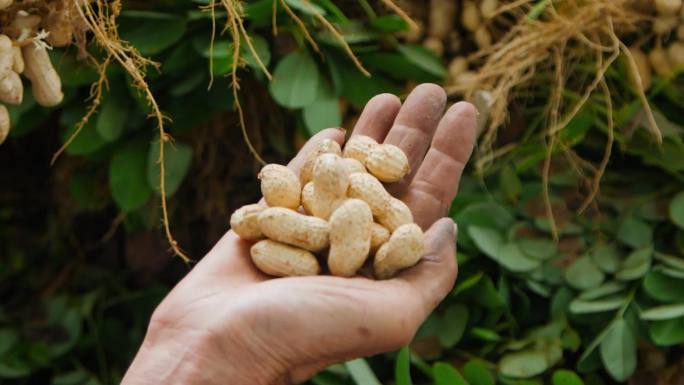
[599,319,636,382]
[470,327,501,342]
[577,281,626,301]
[285,0,326,15]
[590,244,622,273]
[649,317,684,346]
[519,238,556,261]
[110,141,152,211]
[119,12,187,55]
[463,360,494,385]
[243,35,272,70]
[146,141,193,197]
[497,243,542,273]
[499,165,522,203]
[640,303,684,320]
[655,264,684,279]
[468,226,504,260]
[345,359,381,385]
[654,251,684,271]
[371,15,408,32]
[615,247,652,281]
[569,297,624,314]
[52,369,89,385]
[433,363,469,385]
[617,217,652,249]
[438,304,469,348]
[96,91,130,142]
[669,191,684,229]
[395,347,412,385]
[397,44,447,78]
[643,271,684,302]
[499,350,549,378]
[303,80,341,135]
[60,109,107,156]
[565,256,605,290]
[0,329,18,356]
[551,369,584,385]
[270,51,320,108]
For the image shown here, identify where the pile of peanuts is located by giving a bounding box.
[230,136,425,280]
[0,0,70,144]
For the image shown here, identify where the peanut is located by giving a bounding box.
[300,138,341,184]
[347,172,392,218]
[373,223,424,279]
[428,0,456,40]
[258,164,301,209]
[474,26,492,49]
[0,0,13,11]
[0,104,9,144]
[22,45,63,107]
[11,46,23,74]
[0,35,13,79]
[653,16,678,34]
[341,157,366,175]
[370,223,390,254]
[251,240,320,277]
[313,153,349,197]
[229,204,264,241]
[461,1,481,32]
[328,199,373,277]
[44,13,73,47]
[301,182,315,214]
[258,207,330,252]
[0,70,22,105]
[365,144,410,182]
[655,0,682,14]
[377,197,414,232]
[667,42,684,68]
[342,135,378,164]
[310,187,345,220]
[480,0,499,19]
[649,47,673,76]
[8,12,41,40]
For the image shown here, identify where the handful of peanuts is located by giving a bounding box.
[230,135,424,280]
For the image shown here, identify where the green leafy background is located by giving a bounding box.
[2,1,684,384]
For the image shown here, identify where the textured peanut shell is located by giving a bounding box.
[258,164,301,209]
[301,182,315,214]
[258,207,330,252]
[374,223,424,279]
[655,0,682,14]
[377,197,413,232]
[342,135,377,164]
[0,71,22,105]
[45,13,73,47]
[461,1,481,32]
[250,240,320,277]
[341,157,366,174]
[22,45,63,107]
[0,104,9,144]
[0,0,12,11]
[313,153,349,197]
[347,172,391,218]
[649,47,673,76]
[667,42,684,68]
[370,223,390,254]
[365,144,410,182]
[310,186,345,220]
[0,35,13,79]
[328,199,373,277]
[230,204,264,241]
[11,46,23,74]
[300,139,341,184]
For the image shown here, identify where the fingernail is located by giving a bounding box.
[335,127,347,134]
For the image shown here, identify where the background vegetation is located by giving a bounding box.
[2,0,684,384]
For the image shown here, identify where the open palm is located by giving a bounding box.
[122,84,477,385]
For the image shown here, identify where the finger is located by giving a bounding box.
[403,102,477,228]
[350,93,401,142]
[396,218,458,319]
[287,128,346,174]
[383,83,447,195]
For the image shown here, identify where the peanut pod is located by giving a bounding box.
[347,172,391,218]
[374,223,424,279]
[313,153,349,197]
[365,143,410,182]
[300,138,341,184]
[370,223,390,254]
[0,70,23,105]
[258,207,330,252]
[250,240,320,277]
[341,157,366,175]
[258,164,301,209]
[12,46,23,74]
[328,199,373,277]
[377,197,414,233]
[342,135,377,164]
[0,35,13,79]
[0,104,9,144]
[22,45,63,107]
[230,204,264,241]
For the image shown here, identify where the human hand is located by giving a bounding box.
[121,84,477,385]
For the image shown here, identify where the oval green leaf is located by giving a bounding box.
[269,51,320,108]
[640,303,684,320]
[499,350,549,378]
[599,319,636,382]
[565,256,605,290]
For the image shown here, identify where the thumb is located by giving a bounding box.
[396,217,458,315]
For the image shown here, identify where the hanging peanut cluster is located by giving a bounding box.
[230,136,425,280]
[0,0,82,144]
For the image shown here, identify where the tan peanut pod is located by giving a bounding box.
[370,223,390,254]
[365,144,410,183]
[667,42,684,68]
[301,182,315,214]
[341,157,366,175]
[677,25,684,40]
[22,45,63,107]
[377,197,413,232]
[310,187,345,220]
[448,56,468,81]
[428,0,456,40]
[461,1,481,32]
[629,47,652,90]
[7,12,41,40]
[0,0,13,11]
[258,207,330,252]
[480,0,499,19]
[374,223,424,279]
[44,13,73,47]
[0,71,22,105]
[649,47,673,76]
[0,35,13,79]
[655,0,682,14]
[342,135,378,164]
[423,37,444,57]
[11,46,23,74]
[328,199,373,277]
[230,204,264,241]
[300,138,341,184]
[0,104,9,144]
[250,240,320,277]
[347,172,391,218]
[313,153,349,197]
[474,26,492,49]
[258,164,301,209]
[653,16,678,34]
